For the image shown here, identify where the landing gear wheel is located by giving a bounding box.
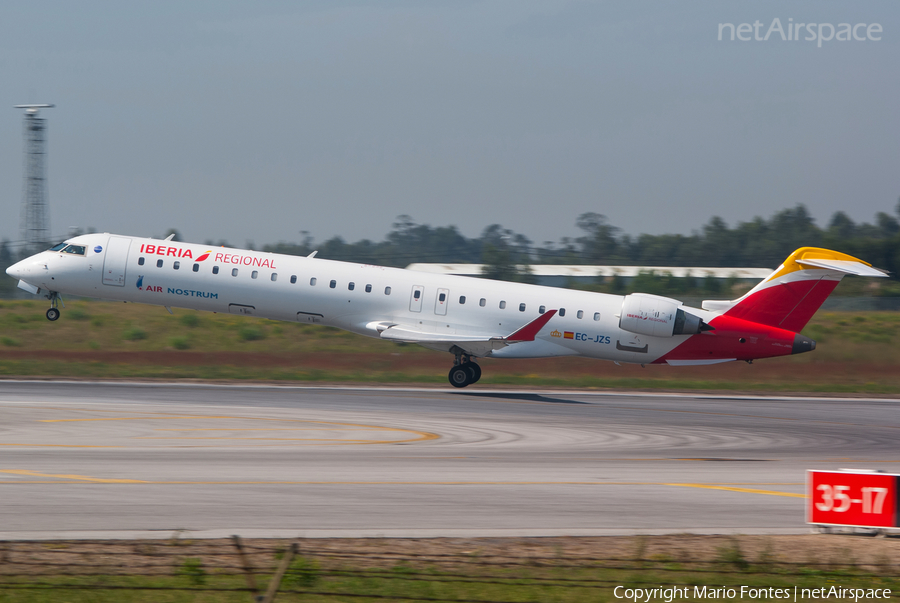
[448,365,471,388]
[464,362,482,384]
[46,308,60,321]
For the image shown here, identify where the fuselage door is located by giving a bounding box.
[434,288,449,316]
[102,236,132,287]
[409,285,424,312]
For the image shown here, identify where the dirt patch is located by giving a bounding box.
[2,534,899,576]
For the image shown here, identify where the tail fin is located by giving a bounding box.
[701,247,887,332]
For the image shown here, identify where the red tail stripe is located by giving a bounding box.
[725,279,838,332]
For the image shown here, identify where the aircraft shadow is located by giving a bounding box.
[452,392,589,405]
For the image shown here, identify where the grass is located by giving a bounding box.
[0,560,896,603]
[0,300,898,392]
[2,535,897,602]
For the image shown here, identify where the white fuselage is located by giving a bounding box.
[8,233,715,363]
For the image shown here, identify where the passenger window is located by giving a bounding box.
[173,261,180,270]
[439,292,446,302]
[348,282,355,291]
[192,264,199,272]
[290,275,297,284]
[330,280,336,289]
[499,301,506,309]
[212,266,219,275]
[138,257,145,266]
[156,259,164,268]
[310,277,317,286]
[251,271,258,279]
[365,284,372,293]
[459,296,466,304]
[577,310,584,319]
[414,290,421,300]
[232,268,239,277]
[271,273,277,282]
[384,286,391,295]
[479,298,486,307]
[593,312,601,321]
[559,308,566,317]
[519,303,526,312]
[539,305,545,314]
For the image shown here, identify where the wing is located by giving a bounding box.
[369,310,557,357]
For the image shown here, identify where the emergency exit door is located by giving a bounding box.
[434,288,449,316]
[409,285,424,312]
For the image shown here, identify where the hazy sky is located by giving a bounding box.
[2,1,898,248]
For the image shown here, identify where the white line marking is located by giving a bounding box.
[1,379,897,404]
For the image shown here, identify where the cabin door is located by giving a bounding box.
[102,236,131,286]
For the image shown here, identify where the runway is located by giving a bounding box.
[1,381,897,540]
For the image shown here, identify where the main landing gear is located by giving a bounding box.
[45,292,62,321]
[448,351,481,388]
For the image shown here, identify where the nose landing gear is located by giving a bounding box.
[45,292,63,321]
[448,351,482,388]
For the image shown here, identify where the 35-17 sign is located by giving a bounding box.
[808,470,899,529]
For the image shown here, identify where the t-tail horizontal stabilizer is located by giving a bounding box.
[700,247,888,332]
[793,258,888,277]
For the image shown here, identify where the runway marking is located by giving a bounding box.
[600,405,900,430]
[153,428,361,431]
[26,414,439,446]
[666,483,806,499]
[3,380,898,403]
[0,443,121,448]
[40,415,266,422]
[0,471,806,499]
[134,437,411,442]
[0,470,147,484]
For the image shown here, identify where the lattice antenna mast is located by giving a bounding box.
[14,104,55,252]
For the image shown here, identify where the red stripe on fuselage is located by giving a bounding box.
[724,278,838,332]
[654,315,797,364]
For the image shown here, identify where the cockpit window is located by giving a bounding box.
[61,245,86,256]
[49,242,67,251]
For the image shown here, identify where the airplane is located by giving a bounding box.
[5,233,888,387]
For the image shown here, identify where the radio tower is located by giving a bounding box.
[15,104,55,252]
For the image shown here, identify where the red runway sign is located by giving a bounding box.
[807,470,898,529]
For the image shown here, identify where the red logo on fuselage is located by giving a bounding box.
[138,244,276,269]
[140,244,199,259]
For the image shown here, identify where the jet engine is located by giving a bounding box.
[618,293,712,338]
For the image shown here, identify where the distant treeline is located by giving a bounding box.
[1,203,898,298]
[259,204,900,281]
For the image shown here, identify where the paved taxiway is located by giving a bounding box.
[1,381,897,539]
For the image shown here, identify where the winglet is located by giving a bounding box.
[507,310,557,342]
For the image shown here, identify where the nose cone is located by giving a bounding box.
[5,260,25,280]
[792,334,817,355]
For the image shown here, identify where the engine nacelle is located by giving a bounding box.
[618,293,709,338]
